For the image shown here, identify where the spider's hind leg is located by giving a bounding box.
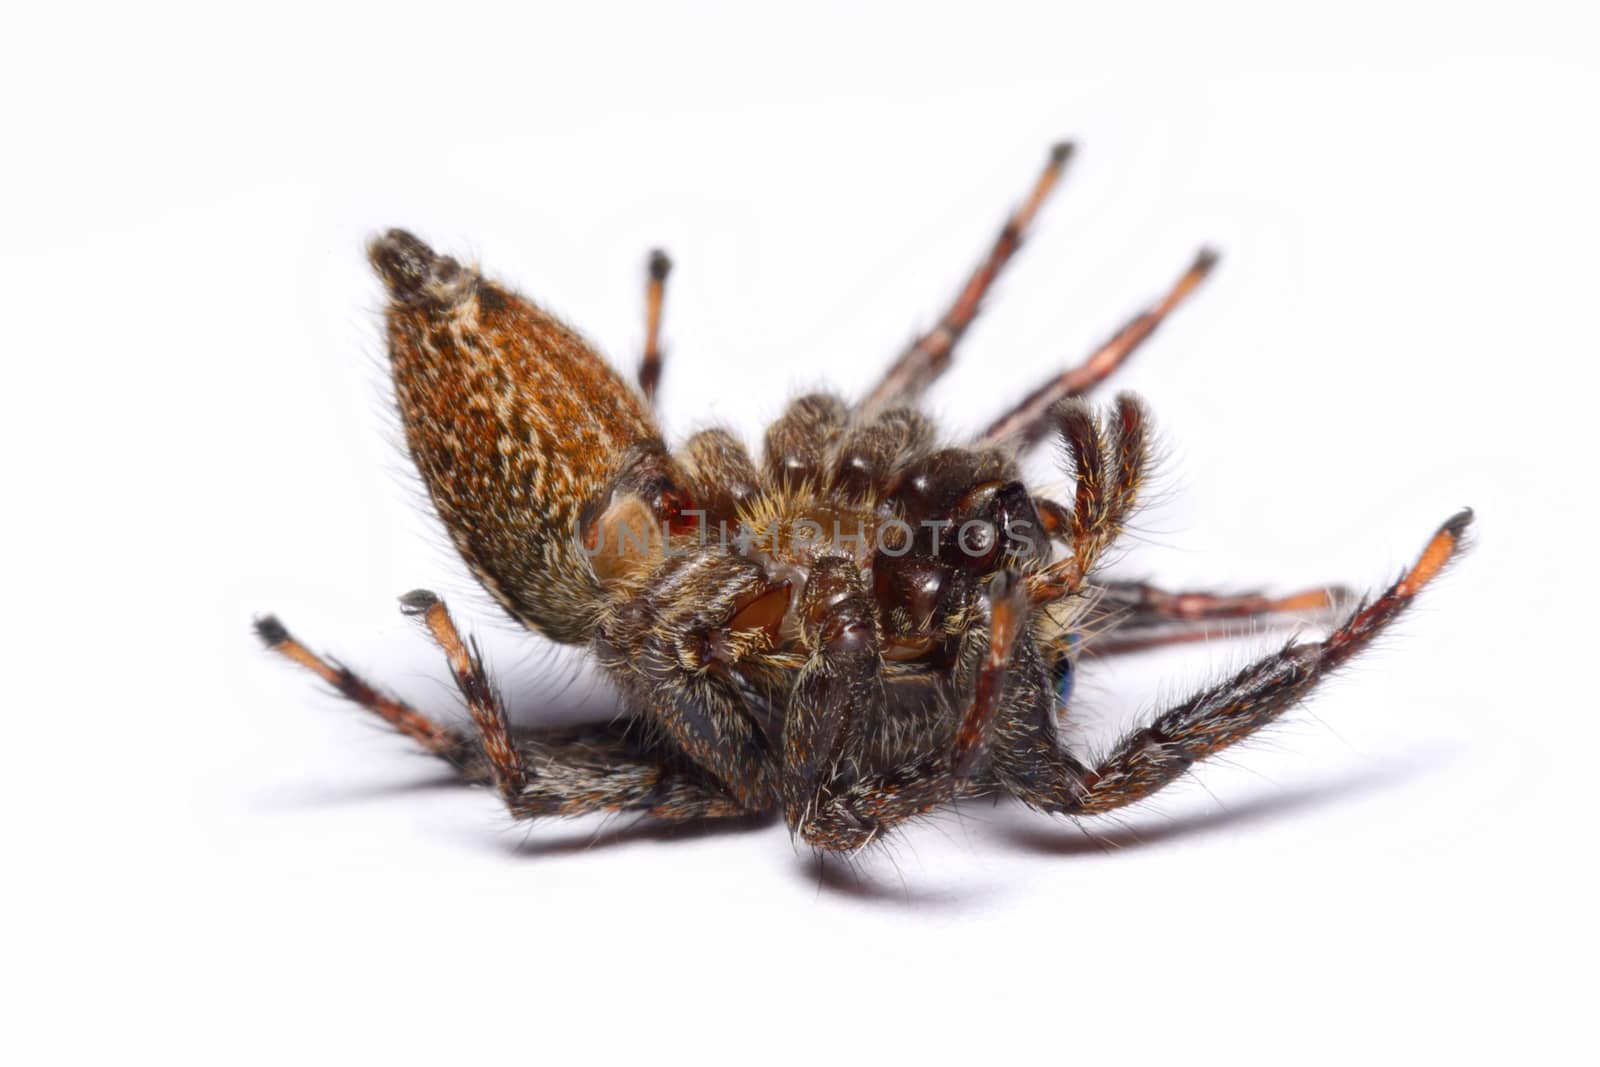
[254,613,471,768]
[398,590,528,801]
[399,589,753,822]
[257,600,749,823]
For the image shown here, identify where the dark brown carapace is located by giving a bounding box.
[258,143,1470,852]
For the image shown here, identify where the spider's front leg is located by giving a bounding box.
[1025,393,1151,605]
[781,558,887,841]
[1006,509,1473,818]
[783,560,1031,851]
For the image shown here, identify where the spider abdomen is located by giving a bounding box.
[372,230,666,644]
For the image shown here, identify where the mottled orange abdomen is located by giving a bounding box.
[372,230,662,643]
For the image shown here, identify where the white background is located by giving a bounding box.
[5,2,1596,1064]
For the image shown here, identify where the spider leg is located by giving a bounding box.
[397,589,764,820]
[980,248,1216,450]
[1003,510,1473,817]
[1026,394,1151,603]
[781,558,885,837]
[257,606,746,822]
[595,549,785,813]
[860,142,1074,417]
[679,427,762,520]
[254,614,467,763]
[397,590,529,800]
[506,726,752,821]
[637,249,671,405]
[827,407,936,503]
[763,392,850,491]
[1085,579,1353,657]
[788,567,1030,851]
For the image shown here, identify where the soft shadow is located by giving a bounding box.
[508,810,779,857]
[995,748,1454,856]
[508,811,994,908]
[251,769,465,812]
[797,851,990,909]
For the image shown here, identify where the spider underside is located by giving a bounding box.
[258,144,1469,853]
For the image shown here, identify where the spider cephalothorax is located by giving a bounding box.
[258,143,1470,852]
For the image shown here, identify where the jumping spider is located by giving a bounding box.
[257,142,1470,852]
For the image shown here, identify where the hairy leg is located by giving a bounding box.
[781,558,884,837]
[787,563,1031,851]
[762,392,850,491]
[255,614,467,763]
[398,590,527,799]
[504,726,752,821]
[594,549,787,813]
[637,249,671,405]
[256,605,745,821]
[828,407,937,504]
[679,427,763,521]
[981,248,1216,449]
[860,142,1074,416]
[1026,393,1151,604]
[1001,510,1472,816]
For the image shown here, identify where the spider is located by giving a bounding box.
[257,142,1470,852]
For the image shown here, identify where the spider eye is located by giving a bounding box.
[948,480,1045,572]
[962,518,998,556]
